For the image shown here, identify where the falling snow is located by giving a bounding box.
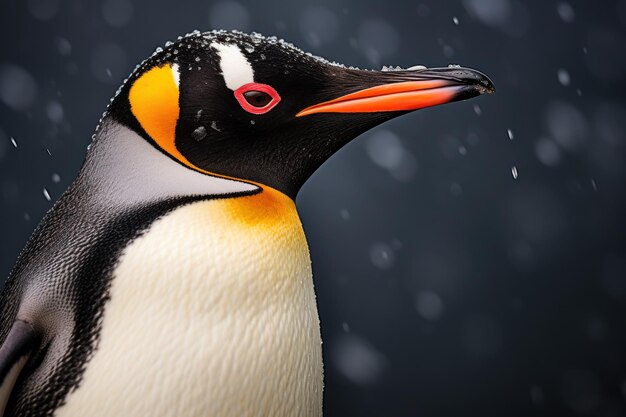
[0,65,38,110]
[54,37,72,56]
[357,19,400,65]
[415,291,444,320]
[546,100,588,151]
[300,6,339,48]
[369,242,395,270]
[557,2,576,23]
[102,0,134,27]
[46,100,64,123]
[365,129,417,181]
[27,0,60,20]
[535,138,561,167]
[558,68,571,86]
[332,335,388,386]
[1,3,625,416]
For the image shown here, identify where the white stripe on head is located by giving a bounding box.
[171,63,180,87]
[210,42,254,91]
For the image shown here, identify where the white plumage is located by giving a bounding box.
[56,190,323,417]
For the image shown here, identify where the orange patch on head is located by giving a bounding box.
[129,64,197,171]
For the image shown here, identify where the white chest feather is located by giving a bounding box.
[55,190,323,417]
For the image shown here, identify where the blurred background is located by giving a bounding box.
[1,0,626,415]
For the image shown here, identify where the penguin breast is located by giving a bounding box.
[55,188,323,417]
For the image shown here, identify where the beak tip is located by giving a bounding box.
[462,68,495,95]
[481,82,496,95]
[423,66,495,95]
[481,77,496,94]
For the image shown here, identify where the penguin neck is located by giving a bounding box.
[79,119,259,211]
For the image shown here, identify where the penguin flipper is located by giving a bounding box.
[0,320,37,416]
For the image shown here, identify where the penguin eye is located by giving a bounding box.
[243,91,272,107]
[234,83,281,115]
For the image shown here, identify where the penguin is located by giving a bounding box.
[0,30,494,417]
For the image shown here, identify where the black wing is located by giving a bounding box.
[0,320,37,416]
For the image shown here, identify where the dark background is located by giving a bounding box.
[1,0,626,416]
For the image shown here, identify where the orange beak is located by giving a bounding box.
[296,67,495,117]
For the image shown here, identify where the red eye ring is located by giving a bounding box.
[233,83,281,115]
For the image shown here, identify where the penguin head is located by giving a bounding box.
[108,30,494,198]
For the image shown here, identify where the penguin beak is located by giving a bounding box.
[296,67,495,117]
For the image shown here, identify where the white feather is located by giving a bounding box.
[171,63,180,87]
[55,196,323,417]
[210,42,254,90]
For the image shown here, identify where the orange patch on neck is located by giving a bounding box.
[223,186,298,227]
